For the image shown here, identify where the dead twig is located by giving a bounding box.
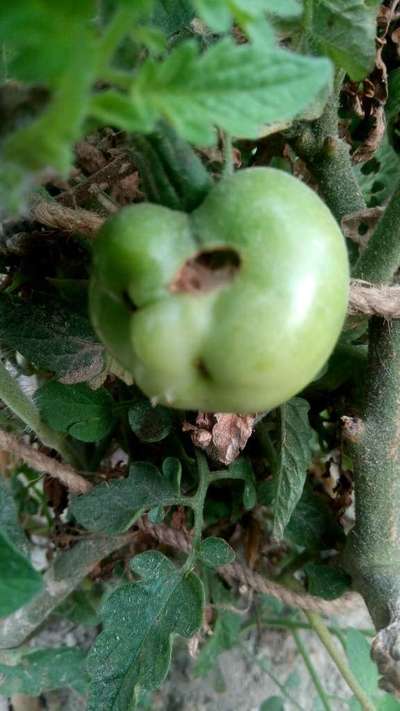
[0,429,92,494]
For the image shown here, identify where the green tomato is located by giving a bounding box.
[90,167,349,412]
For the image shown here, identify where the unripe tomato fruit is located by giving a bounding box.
[90,167,349,412]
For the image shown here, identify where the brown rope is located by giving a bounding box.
[0,430,92,494]
[138,519,362,615]
[348,279,400,319]
[31,201,103,235]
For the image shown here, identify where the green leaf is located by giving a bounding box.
[87,550,204,710]
[285,485,344,549]
[264,0,301,16]
[260,698,285,711]
[304,563,351,600]
[346,628,379,698]
[0,479,28,556]
[311,0,379,81]
[272,398,314,540]
[151,0,194,35]
[0,294,104,383]
[55,589,99,627]
[90,38,332,144]
[198,537,235,567]
[0,531,43,616]
[71,461,179,533]
[228,457,257,510]
[377,696,400,710]
[36,381,114,442]
[0,647,89,695]
[194,0,232,32]
[0,1,95,86]
[128,398,173,442]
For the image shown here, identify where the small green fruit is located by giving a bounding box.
[90,167,349,412]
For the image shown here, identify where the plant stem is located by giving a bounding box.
[290,82,365,229]
[305,612,377,711]
[222,133,234,177]
[353,177,400,283]
[0,361,77,465]
[292,628,332,711]
[241,618,374,637]
[184,451,210,570]
[343,318,400,629]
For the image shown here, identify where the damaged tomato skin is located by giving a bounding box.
[90,167,349,413]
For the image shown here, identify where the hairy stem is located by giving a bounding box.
[344,318,400,629]
[184,451,210,571]
[291,87,365,226]
[354,177,400,283]
[305,612,377,711]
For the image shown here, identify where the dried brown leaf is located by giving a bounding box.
[183,412,255,465]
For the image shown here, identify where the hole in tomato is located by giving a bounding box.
[170,248,240,294]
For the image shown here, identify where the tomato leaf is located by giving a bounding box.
[311,0,379,81]
[0,648,89,696]
[227,458,257,510]
[128,398,173,442]
[304,562,351,600]
[0,479,29,556]
[71,461,180,533]
[198,537,235,567]
[0,531,43,617]
[0,294,104,384]
[86,550,204,711]
[36,381,114,442]
[272,398,315,540]
[90,38,332,144]
[346,628,379,698]
[260,698,285,711]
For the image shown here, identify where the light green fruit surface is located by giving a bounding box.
[90,167,349,412]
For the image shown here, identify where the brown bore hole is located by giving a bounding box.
[170,248,241,294]
[122,290,137,312]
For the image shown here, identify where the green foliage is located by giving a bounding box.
[227,457,257,510]
[310,0,379,80]
[260,698,285,711]
[91,39,332,145]
[346,628,378,697]
[128,397,173,442]
[0,647,89,695]
[304,562,351,600]
[87,550,204,710]
[271,398,315,539]
[0,531,43,616]
[0,479,28,556]
[0,294,104,383]
[71,460,181,533]
[36,381,115,442]
[198,536,236,567]
[0,1,395,708]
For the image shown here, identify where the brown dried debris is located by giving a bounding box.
[183,412,255,465]
[342,2,400,163]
